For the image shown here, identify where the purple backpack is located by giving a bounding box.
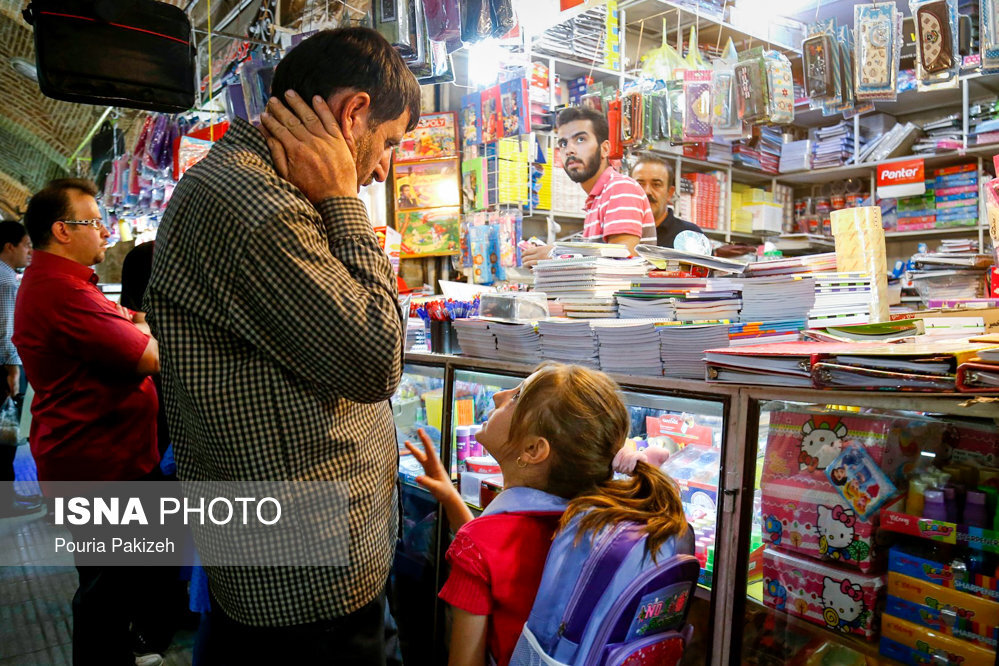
[510,514,698,666]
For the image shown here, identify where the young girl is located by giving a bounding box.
[405,363,691,666]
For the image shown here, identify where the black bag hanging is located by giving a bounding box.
[460,0,491,43]
[90,120,125,178]
[23,0,196,112]
[489,0,515,38]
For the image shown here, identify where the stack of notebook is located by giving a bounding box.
[557,297,619,319]
[806,273,873,328]
[659,323,731,379]
[537,319,600,368]
[742,253,838,278]
[739,276,816,322]
[811,121,856,168]
[490,322,542,364]
[452,319,496,358]
[615,277,743,322]
[533,257,649,300]
[591,320,666,376]
[728,320,805,346]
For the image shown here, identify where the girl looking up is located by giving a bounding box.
[406,363,691,666]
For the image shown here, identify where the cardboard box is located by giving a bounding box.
[881,614,996,666]
[888,572,999,629]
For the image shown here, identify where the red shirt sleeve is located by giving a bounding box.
[599,179,648,239]
[439,530,493,616]
[56,285,150,374]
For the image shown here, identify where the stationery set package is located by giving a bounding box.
[734,48,768,125]
[763,548,885,639]
[710,39,742,139]
[762,480,882,572]
[854,2,903,102]
[909,0,959,86]
[881,614,997,666]
[763,50,795,124]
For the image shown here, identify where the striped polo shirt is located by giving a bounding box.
[582,167,657,245]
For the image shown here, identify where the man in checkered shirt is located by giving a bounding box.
[146,28,419,661]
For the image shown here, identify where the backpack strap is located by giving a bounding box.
[561,523,644,643]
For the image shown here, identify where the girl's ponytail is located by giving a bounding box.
[561,461,689,560]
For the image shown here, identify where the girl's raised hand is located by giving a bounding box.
[404,429,459,504]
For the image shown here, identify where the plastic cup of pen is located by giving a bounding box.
[428,320,454,354]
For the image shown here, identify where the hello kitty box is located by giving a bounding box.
[761,480,881,572]
[761,409,943,489]
[763,548,886,640]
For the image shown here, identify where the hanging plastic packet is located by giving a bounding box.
[836,25,855,112]
[910,0,959,87]
[649,88,669,141]
[489,0,516,37]
[982,0,999,73]
[855,2,902,102]
[683,26,708,69]
[422,0,459,41]
[734,48,768,125]
[495,209,522,273]
[665,80,685,144]
[461,0,492,42]
[641,40,684,82]
[468,223,494,284]
[763,51,794,125]
[710,39,741,139]
[683,70,713,142]
[802,28,836,103]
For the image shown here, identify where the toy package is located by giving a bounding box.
[683,70,713,142]
[394,159,461,210]
[468,222,496,284]
[480,85,502,143]
[802,32,835,102]
[499,78,530,137]
[761,408,944,489]
[395,112,458,163]
[825,444,898,519]
[888,547,999,601]
[854,2,902,102]
[495,209,522,272]
[460,92,481,147]
[763,548,885,639]
[762,480,882,572]
[910,0,959,86]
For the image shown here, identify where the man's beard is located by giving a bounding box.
[564,151,601,183]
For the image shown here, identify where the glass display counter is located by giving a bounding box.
[735,394,999,666]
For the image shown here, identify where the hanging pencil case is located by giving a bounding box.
[981,0,999,73]
[910,0,958,84]
[734,49,768,124]
[854,2,901,101]
[764,51,794,125]
[683,70,713,142]
[802,33,835,101]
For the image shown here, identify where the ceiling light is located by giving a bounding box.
[10,57,38,82]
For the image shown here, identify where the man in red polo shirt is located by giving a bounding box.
[522,107,656,266]
[13,178,162,665]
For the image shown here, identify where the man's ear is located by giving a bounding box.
[333,91,372,158]
[600,139,611,163]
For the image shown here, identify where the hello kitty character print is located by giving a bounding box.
[821,576,867,632]
[815,505,871,564]
[799,416,848,473]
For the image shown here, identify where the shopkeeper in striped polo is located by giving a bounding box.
[522,106,656,267]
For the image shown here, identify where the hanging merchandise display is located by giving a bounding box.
[422,0,460,41]
[734,49,767,125]
[802,30,835,102]
[489,0,516,37]
[763,51,795,125]
[710,39,742,140]
[910,0,960,86]
[461,0,492,43]
[854,2,903,102]
[683,70,713,142]
[982,0,999,72]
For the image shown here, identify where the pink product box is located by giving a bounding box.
[762,480,881,572]
[763,547,886,640]
[945,419,999,468]
[761,409,944,489]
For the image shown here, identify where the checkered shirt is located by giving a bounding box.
[146,118,403,626]
[0,262,21,366]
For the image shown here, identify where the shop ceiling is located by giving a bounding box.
[0,0,912,220]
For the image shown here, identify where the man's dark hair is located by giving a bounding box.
[556,106,609,145]
[270,27,421,132]
[0,221,27,252]
[23,178,99,250]
[631,154,674,183]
